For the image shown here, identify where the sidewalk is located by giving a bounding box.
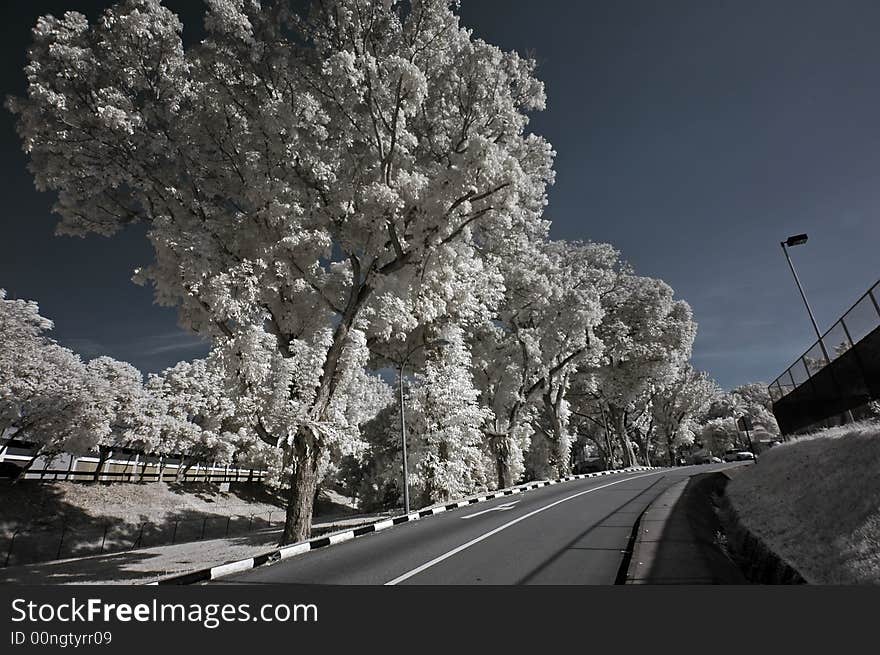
[0,514,383,585]
[625,471,749,584]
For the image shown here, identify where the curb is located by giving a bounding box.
[149,466,662,585]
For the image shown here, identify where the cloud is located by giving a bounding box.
[136,332,209,356]
[59,338,106,359]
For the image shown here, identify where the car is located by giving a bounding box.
[574,458,604,474]
[691,454,722,465]
[722,450,756,462]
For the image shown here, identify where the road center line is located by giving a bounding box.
[384,471,665,585]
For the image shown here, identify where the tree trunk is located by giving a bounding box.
[490,435,510,489]
[278,276,373,545]
[138,454,148,483]
[12,445,45,483]
[614,409,637,467]
[176,456,193,482]
[543,390,571,478]
[92,447,113,483]
[281,431,321,545]
[495,452,508,489]
[39,453,56,479]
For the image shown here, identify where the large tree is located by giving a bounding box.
[472,240,615,484]
[574,274,697,467]
[0,290,111,477]
[651,365,720,466]
[11,0,554,542]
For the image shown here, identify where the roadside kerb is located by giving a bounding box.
[149,465,662,585]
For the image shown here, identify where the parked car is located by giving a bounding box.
[574,457,604,474]
[691,454,722,464]
[722,450,756,462]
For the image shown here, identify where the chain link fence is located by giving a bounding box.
[770,280,880,434]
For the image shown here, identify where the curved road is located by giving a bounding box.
[221,465,731,585]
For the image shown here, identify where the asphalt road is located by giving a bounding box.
[221,465,732,585]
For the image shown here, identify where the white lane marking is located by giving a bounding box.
[461,500,520,519]
[384,471,664,585]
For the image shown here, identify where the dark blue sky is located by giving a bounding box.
[2,1,879,389]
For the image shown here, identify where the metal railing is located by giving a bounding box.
[769,280,880,402]
[0,448,267,484]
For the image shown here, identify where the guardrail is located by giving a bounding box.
[769,280,880,402]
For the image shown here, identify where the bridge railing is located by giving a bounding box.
[769,280,880,402]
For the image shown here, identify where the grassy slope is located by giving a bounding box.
[0,481,358,533]
[726,421,880,584]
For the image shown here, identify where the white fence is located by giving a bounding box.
[0,447,266,483]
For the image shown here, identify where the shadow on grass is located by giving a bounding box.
[0,530,284,585]
[0,481,289,568]
[1,480,371,570]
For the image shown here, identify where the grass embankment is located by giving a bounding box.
[0,481,360,566]
[726,421,880,584]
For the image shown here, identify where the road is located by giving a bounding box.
[221,465,731,585]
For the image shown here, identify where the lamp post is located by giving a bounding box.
[397,339,450,514]
[780,233,830,364]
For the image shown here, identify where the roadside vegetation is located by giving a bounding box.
[2,0,778,546]
[726,420,880,584]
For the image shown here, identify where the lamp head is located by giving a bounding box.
[784,233,808,247]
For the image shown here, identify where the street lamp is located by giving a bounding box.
[780,233,830,363]
[397,339,450,514]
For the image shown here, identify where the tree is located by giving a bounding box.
[0,290,110,478]
[699,417,739,455]
[11,0,555,541]
[403,326,490,505]
[697,382,780,453]
[576,274,697,467]
[0,290,53,438]
[728,382,780,438]
[473,240,614,484]
[145,357,240,480]
[85,356,149,480]
[651,366,720,466]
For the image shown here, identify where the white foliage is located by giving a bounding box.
[9,0,555,525]
[0,290,111,456]
[404,326,490,503]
